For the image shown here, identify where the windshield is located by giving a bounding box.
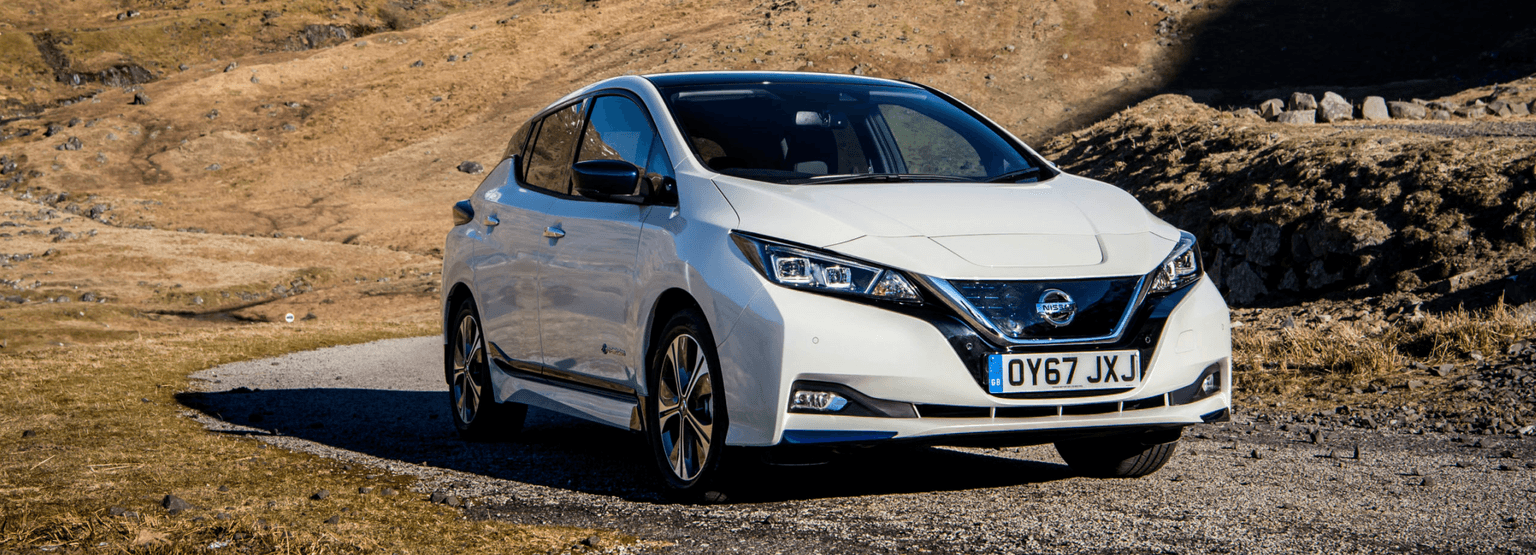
[654,82,1047,185]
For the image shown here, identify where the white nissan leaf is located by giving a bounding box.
[440,71,1231,494]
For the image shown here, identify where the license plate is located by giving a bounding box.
[986,350,1141,394]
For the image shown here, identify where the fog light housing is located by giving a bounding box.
[1200,372,1221,396]
[790,390,848,413]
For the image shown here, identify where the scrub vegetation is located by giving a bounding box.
[0,321,629,553]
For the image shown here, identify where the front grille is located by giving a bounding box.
[947,277,1141,341]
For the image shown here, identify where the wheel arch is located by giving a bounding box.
[643,288,706,371]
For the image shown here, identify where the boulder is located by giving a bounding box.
[1360,96,1390,121]
[1512,101,1531,117]
[1429,109,1453,120]
[1388,101,1427,120]
[1234,108,1260,119]
[1258,98,1285,120]
[1455,105,1487,118]
[1288,92,1317,112]
[1319,92,1353,123]
[1488,100,1513,118]
[1277,110,1315,125]
[1225,263,1269,305]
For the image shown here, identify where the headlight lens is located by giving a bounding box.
[731,232,922,303]
[1148,231,1202,294]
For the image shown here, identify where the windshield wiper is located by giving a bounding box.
[804,173,973,185]
[985,167,1043,183]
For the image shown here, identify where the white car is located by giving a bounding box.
[441,71,1231,494]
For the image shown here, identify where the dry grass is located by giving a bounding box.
[0,320,622,553]
[1233,301,1536,404]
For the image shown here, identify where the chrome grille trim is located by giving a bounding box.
[919,274,1149,347]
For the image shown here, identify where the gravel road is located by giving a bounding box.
[187,337,1536,554]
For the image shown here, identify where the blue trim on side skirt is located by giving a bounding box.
[782,430,899,444]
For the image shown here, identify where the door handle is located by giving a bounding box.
[484,214,500,227]
[543,225,565,239]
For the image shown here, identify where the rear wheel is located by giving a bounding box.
[645,309,728,496]
[1055,428,1181,478]
[447,298,525,441]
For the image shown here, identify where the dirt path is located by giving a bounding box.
[183,337,1536,554]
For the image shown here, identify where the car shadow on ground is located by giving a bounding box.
[177,387,1075,503]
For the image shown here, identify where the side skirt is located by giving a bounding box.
[487,355,642,432]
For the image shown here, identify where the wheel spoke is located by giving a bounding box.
[668,417,686,476]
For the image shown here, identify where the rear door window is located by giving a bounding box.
[523,101,586,194]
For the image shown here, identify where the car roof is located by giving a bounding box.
[641,71,924,89]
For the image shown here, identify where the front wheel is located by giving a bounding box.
[1055,428,1181,478]
[645,309,728,496]
[447,298,525,441]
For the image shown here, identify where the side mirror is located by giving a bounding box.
[648,174,678,206]
[572,159,641,201]
[452,199,474,226]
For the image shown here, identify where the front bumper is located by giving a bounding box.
[715,274,1232,447]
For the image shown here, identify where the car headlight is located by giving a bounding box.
[730,232,922,303]
[1147,231,1202,294]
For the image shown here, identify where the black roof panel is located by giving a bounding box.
[643,71,923,89]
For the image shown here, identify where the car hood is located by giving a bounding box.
[712,173,1182,280]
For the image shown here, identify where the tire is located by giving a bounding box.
[1054,428,1181,478]
[645,308,728,496]
[447,298,525,441]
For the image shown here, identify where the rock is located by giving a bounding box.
[1360,96,1389,121]
[411,60,425,68]
[358,486,373,494]
[456,161,484,174]
[1406,379,1426,390]
[1258,99,1285,120]
[324,514,341,524]
[178,63,190,71]
[1421,476,1435,487]
[381,488,399,496]
[216,512,232,520]
[22,430,35,438]
[1277,110,1315,125]
[57,137,82,151]
[1287,92,1317,112]
[1388,101,1427,120]
[1234,108,1259,118]
[282,123,297,132]
[1319,92,1353,123]
[1430,109,1453,120]
[443,494,461,507]
[1517,102,1533,117]
[1432,363,1454,377]
[429,491,447,504]
[131,92,151,105]
[162,494,192,513]
[447,54,459,62]
[250,76,260,84]
[1455,105,1487,118]
[44,124,62,137]
[311,490,329,500]
[108,506,129,517]
[581,535,604,548]
[217,485,229,492]
[224,62,238,72]
[1250,449,1262,459]
[206,164,221,171]
[1225,263,1268,304]
[1489,100,1513,118]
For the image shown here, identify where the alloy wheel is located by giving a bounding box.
[655,333,716,482]
[450,313,484,426]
